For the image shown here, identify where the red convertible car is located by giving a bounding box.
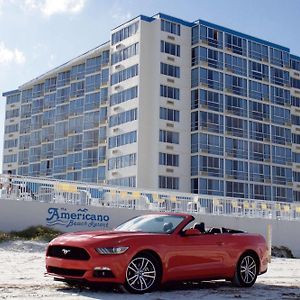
[46,213,268,293]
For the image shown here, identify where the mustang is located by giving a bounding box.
[45,213,268,293]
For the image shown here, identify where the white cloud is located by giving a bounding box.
[22,0,86,16]
[0,42,26,65]
[111,1,132,22]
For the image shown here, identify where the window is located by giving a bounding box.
[249,101,270,121]
[19,135,30,149]
[83,149,98,168]
[271,86,290,106]
[53,156,67,174]
[272,125,291,145]
[112,21,139,45]
[85,92,100,111]
[109,108,137,127]
[271,106,290,125]
[56,87,69,105]
[7,93,20,105]
[21,89,32,103]
[31,98,43,114]
[199,68,223,90]
[82,168,97,183]
[160,63,180,78]
[225,159,248,180]
[111,42,139,64]
[200,25,223,48]
[225,95,247,117]
[20,119,30,134]
[248,81,269,100]
[5,124,18,134]
[85,74,101,93]
[272,166,292,185]
[292,114,300,126]
[191,89,223,111]
[31,114,42,130]
[200,111,223,133]
[291,78,300,90]
[6,108,19,119]
[85,55,101,74]
[198,156,223,177]
[250,163,270,182]
[159,152,179,167]
[69,98,84,116]
[18,150,29,165]
[45,77,57,93]
[160,107,179,122]
[225,138,248,159]
[226,182,248,198]
[111,86,138,106]
[108,131,137,149]
[159,130,179,144]
[41,143,54,159]
[4,139,18,149]
[249,121,270,141]
[270,48,289,67]
[197,47,223,69]
[225,33,246,55]
[249,61,269,81]
[248,41,268,61]
[68,134,82,152]
[108,176,136,187]
[111,64,138,85]
[290,57,300,71]
[3,154,17,163]
[161,19,180,35]
[70,81,85,98]
[225,54,247,76]
[250,184,271,201]
[70,63,85,81]
[161,41,180,57]
[29,147,41,163]
[84,111,100,130]
[272,146,292,165]
[55,104,69,122]
[159,176,179,190]
[270,67,289,86]
[32,83,44,98]
[273,187,292,202]
[225,74,247,96]
[108,153,136,170]
[160,85,180,100]
[198,179,224,196]
[57,71,70,87]
[54,138,68,156]
[225,116,247,138]
[197,133,224,155]
[55,121,68,139]
[249,142,270,162]
[83,129,98,148]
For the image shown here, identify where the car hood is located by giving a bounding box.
[49,230,163,246]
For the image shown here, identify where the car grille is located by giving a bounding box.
[47,266,86,277]
[47,246,90,260]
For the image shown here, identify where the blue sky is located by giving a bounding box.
[0,0,300,171]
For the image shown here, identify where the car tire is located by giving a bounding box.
[124,253,161,294]
[232,253,258,287]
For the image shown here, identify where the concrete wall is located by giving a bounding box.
[1,198,299,257]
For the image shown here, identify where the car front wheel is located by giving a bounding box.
[232,253,258,287]
[125,253,161,294]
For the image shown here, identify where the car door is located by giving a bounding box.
[165,232,230,281]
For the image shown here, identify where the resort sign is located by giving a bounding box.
[46,207,110,228]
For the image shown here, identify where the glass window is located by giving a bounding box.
[198,47,223,69]
[199,68,223,90]
[225,138,248,159]
[225,159,248,180]
[250,163,270,182]
[249,101,270,121]
[159,130,179,144]
[248,41,269,62]
[159,176,179,190]
[225,33,247,55]
[225,54,247,76]
[249,142,270,161]
[111,64,138,85]
[249,61,269,81]
[161,19,180,36]
[225,116,248,138]
[225,95,247,117]
[199,178,224,196]
[226,182,248,198]
[200,24,223,48]
[225,74,247,96]
[161,41,180,57]
[160,63,180,78]
[200,111,223,133]
[112,21,139,45]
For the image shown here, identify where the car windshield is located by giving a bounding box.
[114,214,185,234]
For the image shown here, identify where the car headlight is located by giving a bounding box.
[95,246,129,255]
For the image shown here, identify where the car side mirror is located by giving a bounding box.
[184,228,201,236]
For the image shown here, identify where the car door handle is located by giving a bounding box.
[217,241,224,246]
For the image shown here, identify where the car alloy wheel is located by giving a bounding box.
[233,253,258,287]
[240,255,257,284]
[125,254,160,293]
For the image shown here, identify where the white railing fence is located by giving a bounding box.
[1,174,300,221]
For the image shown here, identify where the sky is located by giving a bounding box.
[0,0,300,171]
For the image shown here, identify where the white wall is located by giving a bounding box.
[0,198,299,257]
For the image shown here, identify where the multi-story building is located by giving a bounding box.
[3,13,300,202]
